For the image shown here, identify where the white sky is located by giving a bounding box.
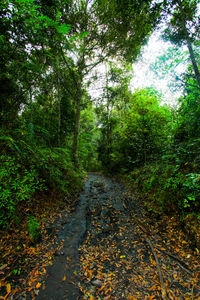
[87,1,200,107]
[88,30,186,107]
[130,30,184,107]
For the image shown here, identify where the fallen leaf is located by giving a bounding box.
[6,283,11,294]
[62,275,66,281]
[98,285,106,292]
[36,282,41,289]
[105,287,111,295]
[0,264,7,270]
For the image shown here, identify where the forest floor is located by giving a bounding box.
[1,173,200,300]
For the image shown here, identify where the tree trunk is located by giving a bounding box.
[58,81,61,146]
[177,2,200,88]
[72,51,85,167]
[72,81,82,167]
[105,63,111,167]
[58,96,61,146]
[186,34,200,88]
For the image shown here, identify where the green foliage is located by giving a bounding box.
[1,0,200,230]
[0,155,45,228]
[150,46,188,93]
[174,87,200,164]
[79,107,101,171]
[37,148,85,195]
[0,129,85,228]
[161,170,200,214]
[181,173,200,211]
[21,92,75,147]
[120,89,171,166]
[94,0,162,62]
[163,0,200,45]
[125,163,200,215]
[27,216,40,243]
[162,0,200,89]
[98,87,171,171]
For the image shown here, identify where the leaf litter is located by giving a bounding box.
[1,174,200,299]
[77,175,200,299]
[0,201,71,299]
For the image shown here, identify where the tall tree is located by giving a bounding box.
[163,0,200,88]
[1,0,162,165]
[55,0,162,165]
[97,63,133,169]
[0,0,71,128]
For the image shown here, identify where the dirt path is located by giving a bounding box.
[35,175,94,300]
[35,174,200,299]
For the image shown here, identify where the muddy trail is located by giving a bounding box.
[33,174,200,299]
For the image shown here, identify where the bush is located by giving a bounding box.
[28,216,40,243]
[124,164,200,216]
[36,148,85,196]
[0,131,85,228]
[180,173,200,213]
[0,155,45,228]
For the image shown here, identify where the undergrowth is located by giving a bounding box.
[122,163,200,247]
[125,163,200,217]
[0,130,85,229]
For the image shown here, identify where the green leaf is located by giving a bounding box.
[56,24,70,34]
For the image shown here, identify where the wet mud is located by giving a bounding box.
[36,173,200,299]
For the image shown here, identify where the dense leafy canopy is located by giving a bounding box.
[1,2,200,300]
[0,0,200,252]
[162,0,200,87]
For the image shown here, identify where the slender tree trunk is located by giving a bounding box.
[29,87,34,140]
[185,33,200,88]
[58,96,61,146]
[105,65,111,167]
[72,51,85,167]
[177,2,200,88]
[58,80,61,146]
[72,80,82,167]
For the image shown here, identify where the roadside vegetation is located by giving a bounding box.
[1,0,200,297]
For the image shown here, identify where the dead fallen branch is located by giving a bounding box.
[155,246,194,277]
[144,236,167,300]
[128,210,167,300]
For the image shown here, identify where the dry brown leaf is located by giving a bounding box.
[128,296,138,300]
[6,283,11,294]
[98,285,106,292]
[62,275,66,281]
[36,282,41,289]
[149,296,156,300]
[105,287,111,295]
